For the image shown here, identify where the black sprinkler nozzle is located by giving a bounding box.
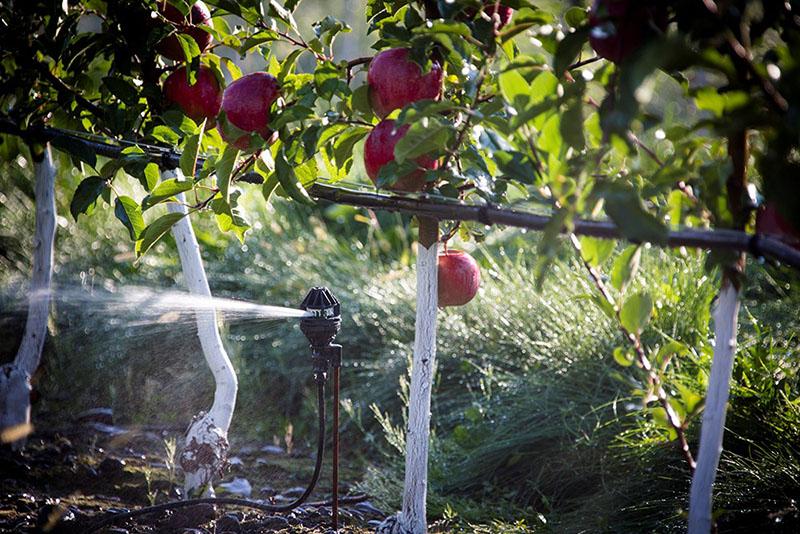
[299,287,342,382]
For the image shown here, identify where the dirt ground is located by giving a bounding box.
[0,414,388,533]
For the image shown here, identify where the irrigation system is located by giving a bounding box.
[2,120,799,269]
[87,286,344,532]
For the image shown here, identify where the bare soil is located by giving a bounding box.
[0,418,386,533]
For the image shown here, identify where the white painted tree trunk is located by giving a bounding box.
[0,144,56,449]
[379,231,439,534]
[400,240,439,534]
[162,168,238,497]
[688,282,741,533]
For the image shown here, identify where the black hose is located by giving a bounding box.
[87,381,326,532]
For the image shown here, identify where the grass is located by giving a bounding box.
[2,150,800,531]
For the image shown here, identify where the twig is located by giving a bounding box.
[568,56,602,70]
[569,235,697,471]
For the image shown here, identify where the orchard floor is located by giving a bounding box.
[0,416,389,533]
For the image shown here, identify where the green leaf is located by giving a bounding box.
[239,30,279,55]
[351,84,372,116]
[216,145,239,204]
[620,292,653,335]
[561,100,585,150]
[499,67,530,109]
[694,87,750,118]
[393,120,451,164]
[175,33,202,64]
[600,185,669,245]
[152,125,180,145]
[114,195,145,240]
[103,76,139,106]
[142,178,194,210]
[579,236,616,266]
[70,176,106,220]
[493,151,537,184]
[135,212,185,258]
[611,245,642,292]
[312,15,351,47]
[143,163,161,191]
[180,119,206,178]
[564,6,588,28]
[553,26,589,75]
[613,347,635,367]
[275,150,315,205]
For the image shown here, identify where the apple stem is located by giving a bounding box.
[0,143,56,449]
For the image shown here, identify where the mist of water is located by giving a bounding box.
[5,285,312,328]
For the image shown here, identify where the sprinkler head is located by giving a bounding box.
[300,287,342,382]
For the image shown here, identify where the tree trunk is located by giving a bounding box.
[0,144,56,449]
[688,282,740,533]
[379,218,439,534]
[162,168,238,497]
[688,130,748,532]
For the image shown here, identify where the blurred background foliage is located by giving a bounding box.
[2,0,800,532]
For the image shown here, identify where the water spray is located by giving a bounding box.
[87,287,344,532]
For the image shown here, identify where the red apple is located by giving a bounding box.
[163,66,222,123]
[367,48,443,118]
[363,119,439,192]
[157,1,213,61]
[588,0,668,63]
[438,250,481,307]
[217,72,280,150]
[756,202,800,249]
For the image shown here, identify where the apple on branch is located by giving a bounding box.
[217,72,280,151]
[588,0,668,64]
[157,0,213,61]
[438,249,481,307]
[163,66,222,123]
[367,48,443,118]
[364,119,439,192]
[756,202,800,250]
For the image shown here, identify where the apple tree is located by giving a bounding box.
[2,0,800,531]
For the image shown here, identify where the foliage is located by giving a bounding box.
[2,0,799,258]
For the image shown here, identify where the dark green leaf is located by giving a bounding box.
[600,185,669,245]
[394,120,451,163]
[275,150,315,205]
[114,195,145,240]
[142,178,194,210]
[553,26,589,75]
[135,212,185,258]
[180,119,205,178]
[216,145,239,204]
[70,176,106,220]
